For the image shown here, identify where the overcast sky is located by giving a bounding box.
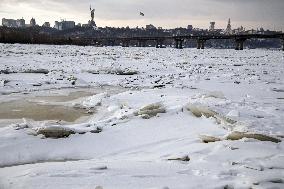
[0,0,283,30]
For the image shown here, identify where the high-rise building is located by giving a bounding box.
[146,24,156,30]
[209,22,215,31]
[225,18,232,35]
[42,22,50,28]
[2,18,25,28]
[16,18,25,28]
[187,25,193,31]
[30,18,36,27]
[2,18,17,27]
[233,26,245,34]
[54,21,59,30]
[54,20,75,30]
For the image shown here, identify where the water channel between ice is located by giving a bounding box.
[0,86,126,127]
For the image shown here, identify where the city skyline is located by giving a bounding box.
[0,0,283,30]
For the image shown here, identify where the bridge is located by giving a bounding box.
[76,33,284,50]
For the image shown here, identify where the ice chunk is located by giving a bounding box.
[199,135,222,143]
[135,103,166,119]
[186,104,237,126]
[226,131,281,143]
[35,126,75,138]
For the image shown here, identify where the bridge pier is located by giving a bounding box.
[142,40,147,47]
[156,40,164,48]
[137,40,147,47]
[197,39,206,49]
[201,40,205,49]
[175,39,179,49]
[137,40,142,47]
[175,39,183,49]
[197,40,201,49]
[136,41,141,47]
[235,39,246,50]
[108,40,115,46]
[94,41,102,47]
[122,40,130,47]
[235,41,239,50]
[239,41,244,50]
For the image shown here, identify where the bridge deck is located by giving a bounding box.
[81,33,284,41]
[72,33,284,50]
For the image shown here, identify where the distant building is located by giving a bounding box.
[187,25,193,31]
[88,20,96,27]
[54,21,59,30]
[82,24,89,28]
[146,24,156,30]
[209,22,215,31]
[247,29,257,34]
[233,26,245,34]
[30,18,36,27]
[257,27,265,34]
[2,18,25,28]
[225,18,232,35]
[2,18,17,27]
[16,18,25,28]
[54,20,75,30]
[42,22,50,28]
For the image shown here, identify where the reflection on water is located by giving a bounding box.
[34,91,94,102]
[0,86,127,127]
[0,100,90,122]
[0,90,95,123]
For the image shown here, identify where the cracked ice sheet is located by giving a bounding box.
[1,112,282,189]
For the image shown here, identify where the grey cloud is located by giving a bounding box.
[0,0,283,29]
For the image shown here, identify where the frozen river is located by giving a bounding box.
[0,44,283,189]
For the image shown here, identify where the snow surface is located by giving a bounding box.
[0,44,284,189]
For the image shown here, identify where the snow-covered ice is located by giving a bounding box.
[0,44,283,189]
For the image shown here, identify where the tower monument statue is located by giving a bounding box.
[89,5,97,27]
